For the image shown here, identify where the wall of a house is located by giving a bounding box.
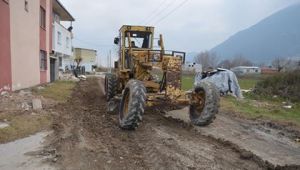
[52,22,72,56]
[46,0,52,82]
[73,48,97,72]
[10,0,40,90]
[40,0,47,84]
[0,0,12,92]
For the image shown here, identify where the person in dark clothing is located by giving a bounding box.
[131,41,138,48]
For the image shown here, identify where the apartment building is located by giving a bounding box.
[51,0,74,79]
[0,0,74,92]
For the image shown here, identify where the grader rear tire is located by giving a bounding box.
[105,74,118,101]
[119,80,146,130]
[189,81,220,126]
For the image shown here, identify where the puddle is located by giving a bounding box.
[0,122,10,129]
[0,131,56,170]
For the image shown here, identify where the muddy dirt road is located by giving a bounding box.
[47,78,300,170]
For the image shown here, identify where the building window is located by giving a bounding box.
[57,31,62,45]
[66,37,70,48]
[40,7,46,29]
[24,0,28,12]
[59,57,62,67]
[40,50,47,70]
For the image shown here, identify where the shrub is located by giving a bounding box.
[254,70,300,102]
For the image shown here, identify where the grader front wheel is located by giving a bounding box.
[119,80,146,130]
[189,81,220,126]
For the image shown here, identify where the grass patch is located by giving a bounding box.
[181,74,266,90]
[180,74,300,125]
[254,71,300,102]
[0,113,52,143]
[221,96,300,126]
[35,81,76,102]
[238,78,259,89]
[0,81,75,143]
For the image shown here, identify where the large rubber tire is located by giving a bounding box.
[189,81,220,126]
[105,74,118,101]
[119,80,146,130]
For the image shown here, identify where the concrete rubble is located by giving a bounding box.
[21,102,31,111]
[32,99,43,110]
[59,73,80,82]
[0,122,10,129]
[0,91,9,97]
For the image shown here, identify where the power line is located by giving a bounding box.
[139,0,168,25]
[153,0,189,25]
[73,38,112,47]
[144,0,179,25]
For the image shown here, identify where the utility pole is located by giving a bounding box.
[109,50,112,73]
[107,53,109,73]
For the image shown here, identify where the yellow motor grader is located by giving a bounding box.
[105,25,219,130]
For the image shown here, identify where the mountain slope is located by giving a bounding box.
[210,4,300,63]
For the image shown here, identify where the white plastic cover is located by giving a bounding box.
[194,69,243,99]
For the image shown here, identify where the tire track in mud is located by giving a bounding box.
[162,112,300,170]
[48,78,299,170]
[136,114,264,170]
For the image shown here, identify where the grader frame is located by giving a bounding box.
[105,25,219,130]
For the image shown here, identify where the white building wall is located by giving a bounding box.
[81,62,96,72]
[61,56,74,72]
[52,22,72,56]
[231,67,261,75]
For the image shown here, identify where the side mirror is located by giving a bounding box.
[158,40,161,47]
[114,37,119,45]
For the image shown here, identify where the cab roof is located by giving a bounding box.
[120,25,154,33]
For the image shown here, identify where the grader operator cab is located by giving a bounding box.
[105,25,220,130]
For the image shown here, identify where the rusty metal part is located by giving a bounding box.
[166,57,183,100]
[190,90,206,115]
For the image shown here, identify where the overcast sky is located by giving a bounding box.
[60,0,300,66]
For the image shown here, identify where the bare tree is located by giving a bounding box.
[218,55,253,69]
[218,59,232,69]
[258,62,267,68]
[272,57,290,72]
[75,57,82,69]
[194,51,219,70]
[230,54,253,68]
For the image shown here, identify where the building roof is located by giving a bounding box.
[232,66,260,69]
[74,47,97,52]
[53,0,75,21]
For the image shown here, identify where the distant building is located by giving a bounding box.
[73,48,97,73]
[287,57,300,71]
[261,67,278,74]
[231,66,261,76]
[0,0,75,92]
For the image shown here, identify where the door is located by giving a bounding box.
[50,58,55,82]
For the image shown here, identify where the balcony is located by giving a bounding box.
[52,22,72,56]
